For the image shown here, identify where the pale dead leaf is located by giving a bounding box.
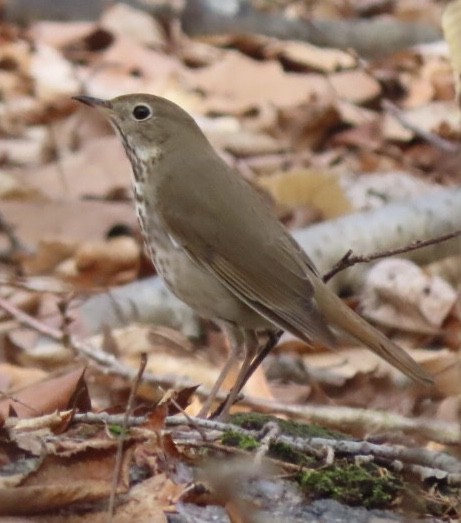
[57,236,141,287]
[361,259,457,333]
[329,70,381,104]
[0,172,42,200]
[0,70,28,99]
[0,96,45,134]
[275,40,355,73]
[0,366,88,418]
[17,136,130,200]
[278,102,340,150]
[22,239,77,276]
[29,43,80,102]
[257,168,352,219]
[109,324,220,388]
[0,201,136,248]
[0,442,131,515]
[100,3,166,49]
[421,57,455,101]
[381,112,414,141]
[0,287,39,322]
[401,75,435,108]
[30,21,96,49]
[423,350,461,396]
[303,346,445,384]
[84,36,182,99]
[0,363,47,392]
[211,129,286,157]
[0,126,52,167]
[442,0,461,102]
[335,100,379,127]
[191,51,332,113]
[0,41,30,85]
[382,101,461,142]
[435,395,461,423]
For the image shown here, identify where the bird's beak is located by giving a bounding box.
[73,96,113,113]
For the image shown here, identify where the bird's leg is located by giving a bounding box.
[213,329,259,421]
[238,329,283,392]
[212,329,283,419]
[197,323,243,418]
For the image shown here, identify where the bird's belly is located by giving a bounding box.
[154,248,270,330]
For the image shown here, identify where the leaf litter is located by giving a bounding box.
[0,0,460,521]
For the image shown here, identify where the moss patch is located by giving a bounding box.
[221,430,259,451]
[298,461,402,509]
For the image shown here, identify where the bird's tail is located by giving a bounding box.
[313,279,433,385]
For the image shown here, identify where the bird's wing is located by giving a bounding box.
[157,154,335,346]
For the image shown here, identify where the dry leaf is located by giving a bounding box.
[361,259,457,333]
[0,367,89,418]
[257,168,352,219]
[29,43,80,102]
[275,40,356,72]
[1,201,136,249]
[30,20,96,49]
[17,136,130,200]
[100,3,166,49]
[58,236,141,287]
[191,51,332,113]
[382,101,461,142]
[442,0,461,102]
[329,70,381,104]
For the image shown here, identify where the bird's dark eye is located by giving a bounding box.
[132,104,152,121]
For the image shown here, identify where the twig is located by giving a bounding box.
[0,295,217,397]
[1,297,459,446]
[323,229,461,283]
[108,352,147,518]
[0,274,70,294]
[382,99,460,153]
[166,415,461,482]
[254,422,280,465]
[232,396,461,446]
[74,412,146,426]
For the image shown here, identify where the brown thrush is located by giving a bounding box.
[74,94,432,418]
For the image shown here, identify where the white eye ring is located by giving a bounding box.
[132,104,152,121]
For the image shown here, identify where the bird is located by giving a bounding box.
[74,93,433,418]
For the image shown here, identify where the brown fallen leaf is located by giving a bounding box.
[191,50,332,113]
[58,235,141,288]
[0,366,90,419]
[257,168,352,219]
[329,69,381,104]
[273,40,356,73]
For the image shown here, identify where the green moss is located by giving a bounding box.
[229,412,348,440]
[221,430,259,451]
[269,441,315,466]
[108,425,128,437]
[223,413,348,466]
[298,461,402,509]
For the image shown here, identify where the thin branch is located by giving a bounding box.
[2,297,459,446]
[166,415,461,482]
[0,295,216,397]
[382,99,460,153]
[323,229,461,283]
[74,412,461,482]
[108,352,147,518]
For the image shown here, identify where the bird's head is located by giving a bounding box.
[73,93,205,156]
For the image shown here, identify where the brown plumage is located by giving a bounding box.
[74,94,433,418]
